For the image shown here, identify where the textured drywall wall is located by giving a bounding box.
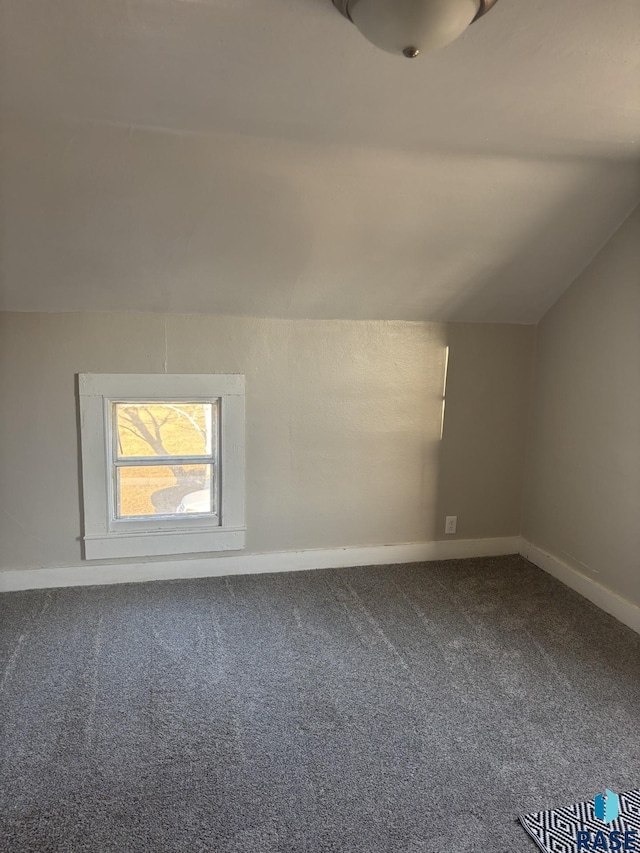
[437,323,534,539]
[523,207,640,607]
[0,313,533,571]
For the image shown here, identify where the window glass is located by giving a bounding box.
[116,463,215,518]
[113,401,218,519]
[115,402,216,459]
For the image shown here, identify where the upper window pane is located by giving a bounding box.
[115,402,216,459]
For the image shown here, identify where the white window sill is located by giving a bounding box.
[83,527,246,560]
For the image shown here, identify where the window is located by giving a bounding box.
[113,401,218,520]
[78,374,245,559]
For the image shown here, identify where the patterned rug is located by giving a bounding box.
[520,790,640,852]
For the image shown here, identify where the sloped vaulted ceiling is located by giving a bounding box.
[1,0,638,322]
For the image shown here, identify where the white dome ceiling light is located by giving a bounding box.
[332,0,500,58]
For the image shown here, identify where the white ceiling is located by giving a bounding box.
[1,0,639,321]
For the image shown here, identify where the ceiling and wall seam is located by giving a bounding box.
[1,0,638,321]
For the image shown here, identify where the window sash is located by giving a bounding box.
[107,397,221,526]
[113,464,219,523]
[112,399,219,460]
[113,456,216,467]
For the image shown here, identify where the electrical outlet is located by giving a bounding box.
[445,515,457,535]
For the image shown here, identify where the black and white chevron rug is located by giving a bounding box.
[519,790,640,852]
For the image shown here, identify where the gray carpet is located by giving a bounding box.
[1,555,639,852]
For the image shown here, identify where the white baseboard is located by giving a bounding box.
[0,536,521,593]
[520,539,640,635]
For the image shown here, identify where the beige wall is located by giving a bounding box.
[0,313,533,571]
[523,206,640,607]
[437,323,535,540]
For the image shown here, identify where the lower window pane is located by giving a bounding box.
[117,464,215,518]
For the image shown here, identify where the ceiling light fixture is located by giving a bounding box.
[332,0,499,58]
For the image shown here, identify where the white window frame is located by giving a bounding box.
[78,374,245,560]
